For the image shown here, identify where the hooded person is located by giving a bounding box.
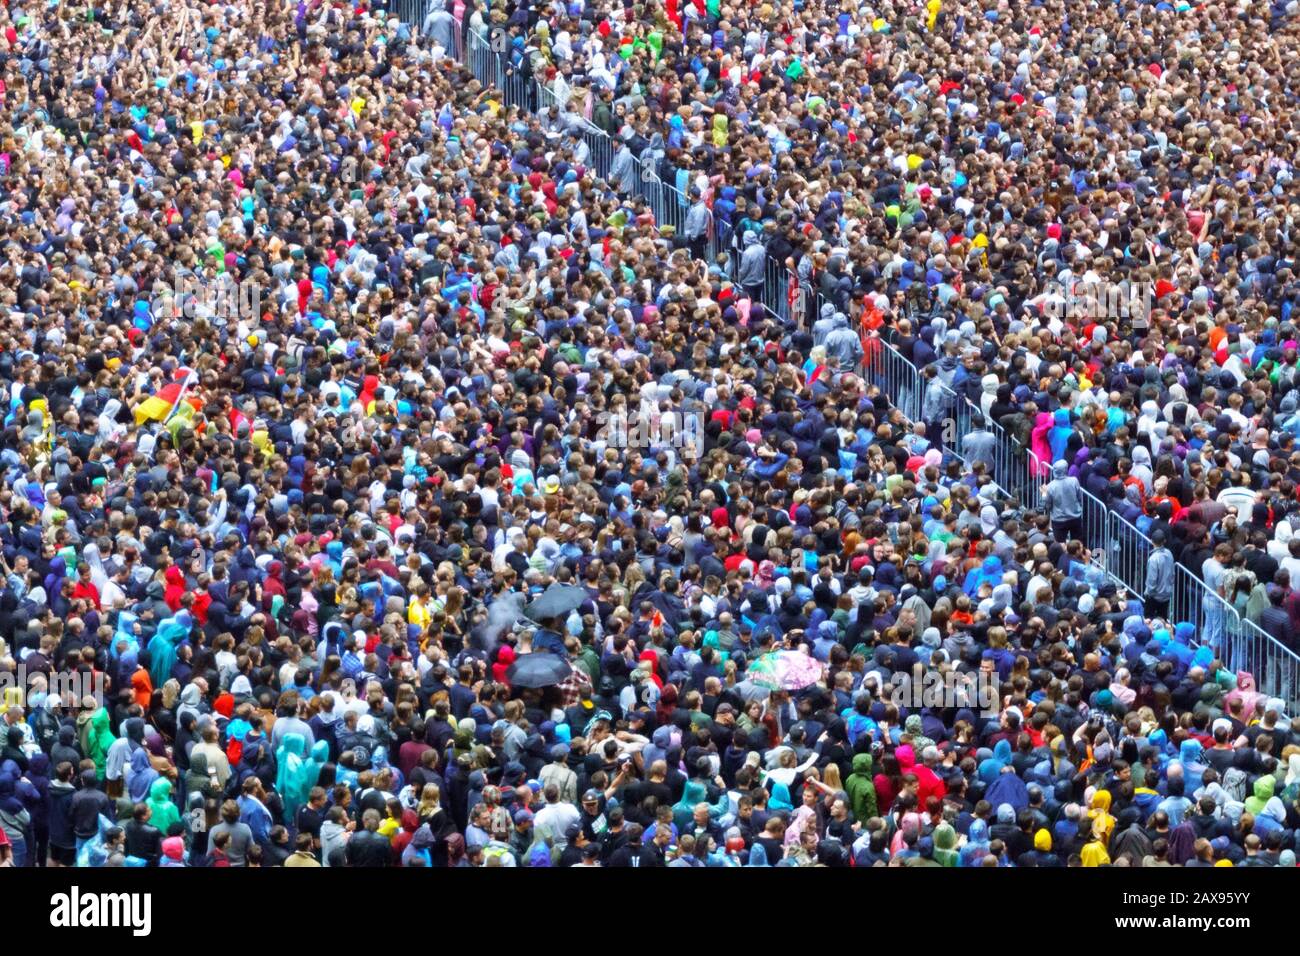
[978,738,1012,784]
[1048,407,1073,463]
[75,813,120,868]
[1110,818,1154,865]
[1021,828,1061,868]
[985,764,1030,811]
[130,669,154,712]
[176,683,204,727]
[125,748,159,804]
[931,822,960,867]
[963,555,1004,598]
[890,810,927,856]
[1086,790,1116,847]
[184,751,220,804]
[671,776,729,833]
[163,566,187,612]
[51,724,81,771]
[146,778,181,836]
[960,818,992,866]
[148,611,194,691]
[1030,412,1055,475]
[160,835,186,867]
[897,745,946,806]
[275,733,312,822]
[1177,739,1209,791]
[1244,775,1284,819]
[402,823,435,867]
[903,715,935,753]
[1130,444,1154,495]
[1166,822,1198,865]
[1223,671,1262,716]
[304,740,330,793]
[1079,818,1112,867]
[77,707,116,780]
[844,752,878,822]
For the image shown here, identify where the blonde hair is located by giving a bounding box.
[162,679,181,710]
[419,783,442,816]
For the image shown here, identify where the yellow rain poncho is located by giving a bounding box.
[712,114,729,148]
[926,0,941,30]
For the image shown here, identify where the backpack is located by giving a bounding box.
[1222,767,1250,804]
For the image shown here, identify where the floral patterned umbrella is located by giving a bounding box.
[746,650,824,690]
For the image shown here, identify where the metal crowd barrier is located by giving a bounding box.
[1170,564,1206,639]
[760,256,791,324]
[1079,486,1112,566]
[954,394,1038,504]
[1105,512,1153,602]
[462,25,712,259]
[925,376,956,434]
[994,416,1043,506]
[1228,618,1300,707]
[1025,442,1299,707]
[449,18,1300,709]
[1158,565,1300,706]
[1024,449,1049,510]
[388,0,429,27]
[457,24,756,295]
[862,337,923,424]
[582,130,613,181]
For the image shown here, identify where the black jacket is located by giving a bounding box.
[48,779,77,848]
[70,785,113,840]
[124,819,162,864]
[345,829,393,867]
[606,840,664,867]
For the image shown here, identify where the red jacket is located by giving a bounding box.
[898,745,947,807]
[163,566,187,612]
[492,645,516,685]
[71,580,100,611]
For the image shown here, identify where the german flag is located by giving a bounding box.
[134,367,196,426]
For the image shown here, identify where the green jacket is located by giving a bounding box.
[844,753,878,822]
[933,822,960,867]
[147,778,182,834]
[78,708,116,780]
[576,646,601,681]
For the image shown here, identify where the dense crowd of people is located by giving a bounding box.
[0,0,1298,870]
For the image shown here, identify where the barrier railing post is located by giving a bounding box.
[1106,512,1153,604]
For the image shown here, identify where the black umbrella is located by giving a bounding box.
[524,583,588,622]
[505,652,573,689]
